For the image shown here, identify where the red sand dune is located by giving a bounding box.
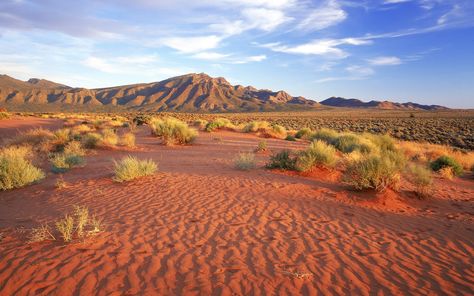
[0,119,473,295]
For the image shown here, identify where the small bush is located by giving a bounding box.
[8,128,54,147]
[343,151,405,191]
[55,215,74,242]
[295,128,312,139]
[113,156,158,182]
[29,224,55,243]
[234,153,256,170]
[82,132,102,149]
[193,119,208,129]
[311,128,339,144]
[73,205,89,237]
[430,155,463,176]
[100,129,119,147]
[0,111,10,120]
[255,140,268,152]
[243,121,270,133]
[266,150,296,170]
[285,135,296,141]
[0,146,45,190]
[439,167,455,180]
[266,125,287,139]
[205,118,234,132]
[408,165,433,198]
[295,140,337,172]
[133,114,153,126]
[150,117,197,145]
[64,141,86,157]
[333,133,363,153]
[120,132,136,147]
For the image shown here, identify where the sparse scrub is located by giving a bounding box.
[438,167,455,180]
[205,118,234,132]
[243,121,270,133]
[29,224,55,243]
[150,117,197,145]
[120,132,136,147]
[8,128,54,147]
[113,156,158,182]
[311,128,339,145]
[234,153,256,170]
[266,150,296,170]
[0,111,9,120]
[55,215,74,242]
[408,165,433,198]
[255,140,268,152]
[0,146,45,190]
[295,140,337,172]
[55,175,67,189]
[430,155,463,176]
[73,205,89,237]
[295,128,312,139]
[285,135,296,141]
[265,124,287,139]
[82,132,102,149]
[343,151,406,191]
[100,129,119,147]
[50,142,85,173]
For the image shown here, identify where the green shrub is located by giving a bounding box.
[0,111,9,120]
[364,134,396,152]
[333,133,363,153]
[150,117,197,145]
[408,164,433,198]
[311,128,339,144]
[113,156,158,182]
[285,135,296,141]
[295,128,312,139]
[132,114,153,126]
[100,129,119,146]
[50,141,85,173]
[268,125,287,139]
[295,140,337,172]
[120,132,136,147]
[242,121,270,133]
[0,146,45,190]
[205,118,234,132]
[266,150,296,170]
[343,151,405,191]
[430,155,463,176]
[255,140,268,152]
[82,132,102,149]
[234,153,256,170]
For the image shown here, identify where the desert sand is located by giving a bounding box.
[0,118,473,295]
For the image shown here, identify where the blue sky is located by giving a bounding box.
[0,0,473,107]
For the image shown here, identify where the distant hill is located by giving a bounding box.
[320,97,448,110]
[0,73,319,112]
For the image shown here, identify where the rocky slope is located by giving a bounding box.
[320,97,448,110]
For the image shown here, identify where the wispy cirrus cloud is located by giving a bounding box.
[368,56,402,66]
[297,0,347,31]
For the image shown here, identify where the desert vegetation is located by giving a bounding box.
[234,152,257,170]
[0,146,44,190]
[150,117,197,145]
[113,156,158,182]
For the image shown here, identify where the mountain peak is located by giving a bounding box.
[320,96,448,110]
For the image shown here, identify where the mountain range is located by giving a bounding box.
[0,73,447,112]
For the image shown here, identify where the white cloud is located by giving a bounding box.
[260,38,371,58]
[437,4,462,25]
[346,65,375,76]
[242,8,292,31]
[383,0,412,4]
[82,56,117,73]
[161,35,222,53]
[368,56,402,65]
[192,52,231,60]
[297,0,347,31]
[231,54,267,64]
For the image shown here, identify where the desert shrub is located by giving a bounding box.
[364,133,396,152]
[333,133,363,153]
[295,140,337,172]
[0,146,45,191]
[72,124,94,134]
[133,114,153,126]
[266,124,287,139]
[430,155,463,176]
[205,118,234,132]
[29,224,55,243]
[243,121,270,133]
[54,128,71,144]
[295,128,312,139]
[113,156,158,182]
[0,111,10,120]
[100,129,119,146]
[50,142,85,173]
[408,165,433,198]
[73,205,89,237]
[8,128,54,147]
[438,167,455,180]
[255,140,268,152]
[285,135,296,141]
[234,153,256,170]
[120,132,136,147]
[82,132,102,149]
[311,128,339,144]
[266,150,296,170]
[193,119,208,129]
[55,215,74,242]
[343,151,405,191]
[55,175,67,189]
[150,117,197,145]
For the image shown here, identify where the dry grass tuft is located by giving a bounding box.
[113,155,158,182]
[234,153,257,170]
[0,146,45,191]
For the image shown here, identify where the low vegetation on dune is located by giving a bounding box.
[0,111,10,120]
[430,155,463,177]
[7,128,55,148]
[29,205,104,243]
[205,118,235,132]
[50,141,85,173]
[113,156,158,182]
[120,132,136,147]
[234,152,257,170]
[150,117,197,145]
[266,150,297,170]
[408,164,433,198]
[255,140,268,153]
[0,146,45,191]
[295,140,337,172]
